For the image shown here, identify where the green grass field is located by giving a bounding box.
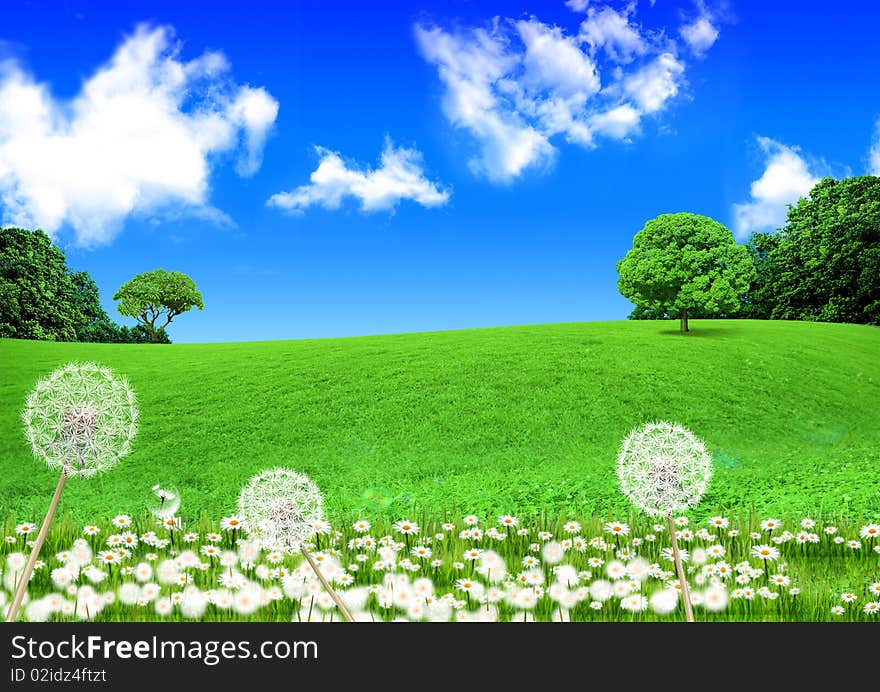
[2,320,879,523]
[4,511,879,622]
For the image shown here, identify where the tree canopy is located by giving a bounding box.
[749,176,880,325]
[0,227,81,340]
[113,269,204,342]
[617,213,756,332]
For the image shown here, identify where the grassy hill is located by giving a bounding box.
[2,320,879,523]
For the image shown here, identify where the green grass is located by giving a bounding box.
[4,510,879,622]
[2,320,879,523]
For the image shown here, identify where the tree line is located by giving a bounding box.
[618,175,880,330]
[0,227,203,343]
[3,174,876,344]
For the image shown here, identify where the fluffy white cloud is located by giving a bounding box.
[578,6,647,63]
[267,139,450,214]
[516,19,600,98]
[869,117,880,176]
[623,53,685,113]
[0,24,278,246]
[229,86,281,176]
[732,137,821,239]
[413,24,554,181]
[589,104,641,139]
[680,17,719,56]
[416,2,717,182]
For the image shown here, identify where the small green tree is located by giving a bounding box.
[113,270,204,342]
[617,213,755,332]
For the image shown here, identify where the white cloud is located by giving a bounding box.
[732,137,821,239]
[623,53,685,113]
[869,117,880,175]
[0,24,278,246]
[229,86,280,176]
[414,24,554,182]
[589,104,641,139]
[516,19,600,98]
[578,6,647,63]
[267,139,450,214]
[416,3,715,183]
[565,0,591,11]
[680,17,719,56]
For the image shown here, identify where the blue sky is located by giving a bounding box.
[1,0,878,343]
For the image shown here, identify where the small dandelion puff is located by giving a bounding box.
[616,421,712,517]
[542,542,565,565]
[702,586,729,612]
[649,588,679,615]
[620,594,648,612]
[22,362,138,478]
[147,485,180,519]
[237,468,324,552]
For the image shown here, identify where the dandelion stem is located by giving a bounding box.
[300,545,354,622]
[667,513,695,623]
[6,470,67,622]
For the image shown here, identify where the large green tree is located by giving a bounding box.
[749,176,880,324]
[0,227,81,340]
[113,269,204,342]
[617,213,756,332]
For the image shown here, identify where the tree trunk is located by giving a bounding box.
[679,308,689,333]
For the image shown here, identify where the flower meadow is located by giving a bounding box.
[3,509,878,622]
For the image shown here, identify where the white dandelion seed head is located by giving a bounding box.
[649,588,679,615]
[117,583,142,606]
[617,421,712,516]
[179,586,209,619]
[146,484,180,519]
[147,483,181,519]
[22,362,138,478]
[238,468,324,552]
[702,585,729,612]
[25,598,52,622]
[589,579,613,602]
